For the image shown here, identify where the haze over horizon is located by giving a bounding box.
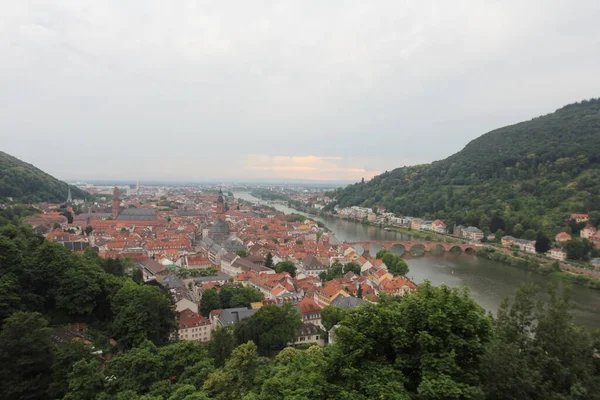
[1,1,599,183]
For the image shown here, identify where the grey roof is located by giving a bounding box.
[160,274,186,289]
[221,253,238,263]
[60,241,90,252]
[297,322,321,336]
[331,296,362,309]
[465,226,483,233]
[222,237,246,252]
[52,327,83,345]
[74,212,113,221]
[117,208,157,220]
[209,219,229,234]
[176,210,200,217]
[233,258,272,273]
[217,307,258,325]
[302,255,326,270]
[193,272,232,283]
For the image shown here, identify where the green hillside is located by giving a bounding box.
[0,151,88,203]
[331,98,600,237]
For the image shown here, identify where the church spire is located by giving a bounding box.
[66,186,73,204]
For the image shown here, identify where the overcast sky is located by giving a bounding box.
[1,1,599,182]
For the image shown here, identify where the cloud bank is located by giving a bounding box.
[0,1,599,182]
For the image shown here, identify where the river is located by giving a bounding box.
[234,192,600,329]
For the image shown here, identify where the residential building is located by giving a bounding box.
[296,296,322,327]
[411,218,424,231]
[298,255,328,277]
[570,214,589,223]
[316,285,349,307]
[292,323,325,347]
[211,307,258,329]
[462,226,484,241]
[431,219,447,234]
[177,308,212,343]
[555,232,572,244]
[548,248,566,261]
[378,276,417,296]
[176,298,199,314]
[580,224,598,240]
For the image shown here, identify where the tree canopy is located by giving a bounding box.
[329,99,600,239]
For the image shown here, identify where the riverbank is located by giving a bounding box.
[476,247,600,291]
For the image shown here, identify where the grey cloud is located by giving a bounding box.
[0,0,599,181]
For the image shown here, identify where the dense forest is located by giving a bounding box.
[1,214,599,399]
[329,99,600,238]
[0,151,89,203]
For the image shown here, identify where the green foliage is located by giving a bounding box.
[476,248,542,271]
[208,326,236,367]
[376,250,409,275]
[199,289,221,317]
[0,151,90,203]
[3,208,600,399]
[330,282,492,399]
[286,213,307,223]
[264,252,274,268]
[321,305,348,331]
[0,311,54,400]
[258,346,330,399]
[235,249,248,257]
[535,231,551,253]
[565,238,593,260]
[319,261,363,282]
[250,189,290,201]
[110,281,177,349]
[48,341,95,399]
[330,99,600,237]
[55,282,600,400]
[274,260,297,277]
[200,285,264,317]
[234,303,302,356]
[203,341,263,400]
[0,205,38,227]
[480,285,600,399]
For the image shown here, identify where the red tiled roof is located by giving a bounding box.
[178,308,211,329]
[297,296,321,314]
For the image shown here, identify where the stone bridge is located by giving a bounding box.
[347,241,477,258]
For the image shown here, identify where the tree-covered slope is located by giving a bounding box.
[331,98,600,237]
[0,151,88,203]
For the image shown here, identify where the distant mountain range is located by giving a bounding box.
[0,151,89,203]
[329,99,600,237]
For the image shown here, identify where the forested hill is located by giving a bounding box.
[331,98,600,237]
[0,151,88,203]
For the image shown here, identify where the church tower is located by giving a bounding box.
[66,186,73,205]
[112,187,120,219]
[216,189,225,217]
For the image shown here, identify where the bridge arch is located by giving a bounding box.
[430,243,445,256]
[352,244,364,256]
[369,243,385,258]
[409,243,426,257]
[449,245,462,254]
[390,243,406,257]
[464,246,475,254]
